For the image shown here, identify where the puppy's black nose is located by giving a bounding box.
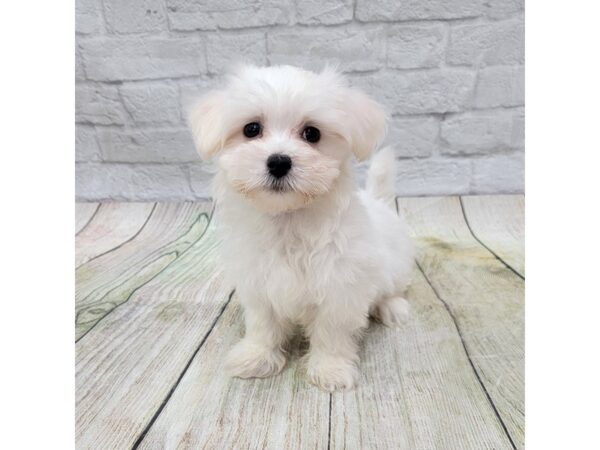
[266,153,292,179]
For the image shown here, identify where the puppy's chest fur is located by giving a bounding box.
[218,198,361,321]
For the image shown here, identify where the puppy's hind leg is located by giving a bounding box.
[370,295,410,327]
[225,300,291,379]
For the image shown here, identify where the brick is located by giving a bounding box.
[188,164,215,198]
[120,83,181,124]
[79,37,206,81]
[385,117,439,157]
[471,152,524,193]
[75,0,527,200]
[76,163,194,200]
[76,125,101,162]
[387,24,445,69]
[98,127,198,163]
[473,66,525,108]
[167,0,291,31]
[355,156,471,195]
[349,69,476,115]
[76,84,128,125]
[296,0,353,25]
[356,0,485,22]
[440,108,524,156]
[178,77,222,119]
[473,66,524,109]
[76,0,103,34]
[395,158,472,196]
[103,0,166,33]
[447,19,524,66]
[485,0,523,19]
[76,49,86,80]
[206,32,267,75]
[268,28,385,73]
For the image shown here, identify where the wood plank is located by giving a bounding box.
[461,195,525,276]
[330,266,514,450]
[137,299,330,450]
[76,216,231,449]
[75,202,99,234]
[75,202,155,267]
[397,196,524,448]
[75,202,212,340]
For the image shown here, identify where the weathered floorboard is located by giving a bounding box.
[138,299,330,450]
[330,266,514,450]
[397,197,524,448]
[74,197,525,449]
[75,202,212,340]
[75,202,155,267]
[75,202,99,234]
[461,195,525,276]
[76,217,230,450]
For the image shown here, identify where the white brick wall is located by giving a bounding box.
[76,0,524,201]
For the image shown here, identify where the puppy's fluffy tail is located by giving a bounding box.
[366,146,397,208]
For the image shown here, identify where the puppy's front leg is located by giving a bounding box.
[304,305,368,392]
[225,299,290,379]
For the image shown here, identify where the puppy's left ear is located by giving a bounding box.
[188,91,227,161]
[342,88,387,161]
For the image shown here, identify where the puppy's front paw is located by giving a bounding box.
[304,353,359,392]
[225,339,286,379]
[372,296,410,327]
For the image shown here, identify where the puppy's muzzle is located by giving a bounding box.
[266,153,292,179]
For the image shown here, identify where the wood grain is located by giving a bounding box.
[461,195,525,276]
[75,202,212,340]
[76,216,231,450]
[74,197,525,449]
[397,196,524,449]
[75,202,99,234]
[75,202,155,267]
[137,298,330,450]
[330,266,514,450]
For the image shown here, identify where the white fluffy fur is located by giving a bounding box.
[188,65,415,391]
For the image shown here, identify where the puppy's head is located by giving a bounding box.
[189,65,387,214]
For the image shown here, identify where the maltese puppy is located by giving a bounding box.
[188,65,415,391]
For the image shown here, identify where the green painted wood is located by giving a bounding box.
[138,299,330,450]
[461,195,525,276]
[75,202,212,340]
[75,202,99,234]
[75,202,155,267]
[76,216,232,449]
[330,265,514,449]
[74,196,525,449]
[397,196,524,449]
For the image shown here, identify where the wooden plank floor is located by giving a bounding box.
[75,196,524,450]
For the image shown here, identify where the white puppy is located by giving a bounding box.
[188,65,415,391]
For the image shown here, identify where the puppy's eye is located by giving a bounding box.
[301,126,320,143]
[243,122,261,138]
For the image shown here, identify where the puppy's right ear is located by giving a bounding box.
[188,91,226,160]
